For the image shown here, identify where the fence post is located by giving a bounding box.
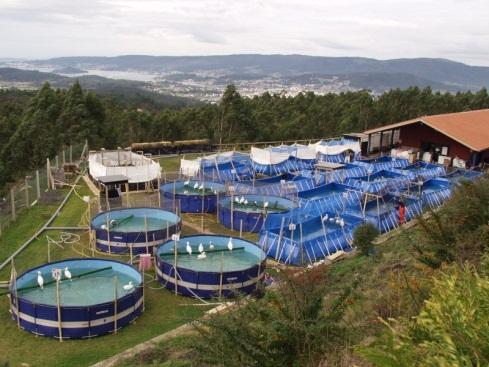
[36,170,40,201]
[10,188,15,220]
[46,158,51,191]
[24,176,29,208]
[69,145,73,163]
[62,149,66,166]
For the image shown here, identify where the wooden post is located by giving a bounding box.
[11,259,20,329]
[56,279,63,342]
[24,176,29,208]
[276,217,285,261]
[216,190,220,223]
[69,145,73,163]
[47,236,51,262]
[105,184,110,212]
[10,188,15,220]
[35,170,40,200]
[46,158,51,191]
[230,191,234,230]
[172,180,176,212]
[144,215,149,254]
[219,251,224,300]
[239,219,243,238]
[113,276,118,334]
[125,183,130,208]
[106,213,111,254]
[157,175,161,208]
[300,223,304,266]
[174,237,178,295]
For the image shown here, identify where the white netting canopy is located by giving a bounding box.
[89,151,161,183]
[251,147,290,165]
[180,159,201,176]
[309,140,361,155]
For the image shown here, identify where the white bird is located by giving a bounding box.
[253,201,258,206]
[322,214,329,222]
[193,182,199,189]
[264,201,269,208]
[186,241,192,255]
[198,242,204,253]
[329,218,335,222]
[239,196,245,204]
[110,219,117,227]
[244,199,248,205]
[214,190,217,195]
[37,271,44,290]
[64,267,72,282]
[184,180,190,186]
[197,252,207,260]
[123,281,134,291]
[227,237,233,251]
[183,190,189,194]
[234,197,240,203]
[339,218,345,228]
[209,241,215,250]
[199,184,204,190]
[101,224,107,230]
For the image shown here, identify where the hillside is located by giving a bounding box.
[0,67,195,107]
[30,54,489,91]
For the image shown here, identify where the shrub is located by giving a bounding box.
[353,223,380,256]
[357,263,489,366]
[192,267,353,367]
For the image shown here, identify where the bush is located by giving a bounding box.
[356,262,489,366]
[192,267,353,367]
[353,223,380,256]
[414,176,489,268]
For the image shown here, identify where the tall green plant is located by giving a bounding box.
[357,263,489,366]
[192,268,353,367]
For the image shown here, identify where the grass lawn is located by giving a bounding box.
[0,189,68,265]
[0,182,212,367]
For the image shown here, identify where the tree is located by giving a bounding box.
[352,223,380,256]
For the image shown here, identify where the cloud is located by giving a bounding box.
[0,0,487,65]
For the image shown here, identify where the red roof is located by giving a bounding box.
[364,109,489,151]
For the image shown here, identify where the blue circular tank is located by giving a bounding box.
[91,207,181,255]
[156,235,266,299]
[218,195,297,232]
[160,181,227,213]
[10,258,143,339]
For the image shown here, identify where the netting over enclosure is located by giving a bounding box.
[403,178,452,210]
[259,212,363,265]
[180,151,253,182]
[218,194,297,233]
[345,193,423,233]
[344,170,412,194]
[160,180,227,213]
[445,168,484,184]
[310,138,361,163]
[89,150,161,183]
[391,161,447,181]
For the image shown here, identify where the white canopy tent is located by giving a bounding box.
[89,150,161,184]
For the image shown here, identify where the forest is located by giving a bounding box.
[1,81,489,189]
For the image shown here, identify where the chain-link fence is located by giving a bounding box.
[0,143,87,237]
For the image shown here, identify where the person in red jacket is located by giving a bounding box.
[398,201,406,225]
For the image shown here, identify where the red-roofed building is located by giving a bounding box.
[363,109,489,167]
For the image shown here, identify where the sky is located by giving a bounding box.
[0,0,488,65]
